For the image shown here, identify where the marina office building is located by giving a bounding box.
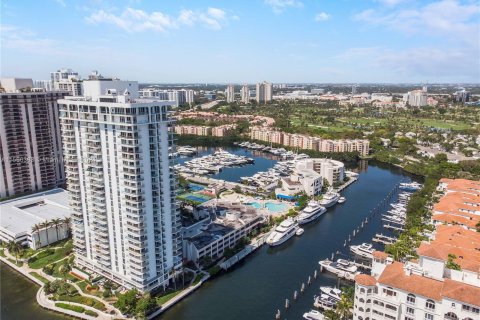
[58,78,182,292]
[0,78,66,198]
[275,158,345,197]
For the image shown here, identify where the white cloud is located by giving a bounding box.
[264,0,303,14]
[336,46,480,81]
[376,0,408,6]
[315,12,330,21]
[354,0,480,45]
[53,0,66,7]
[85,7,233,32]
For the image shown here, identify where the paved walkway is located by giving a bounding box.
[1,248,123,319]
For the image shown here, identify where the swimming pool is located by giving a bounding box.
[264,202,288,212]
[245,201,288,212]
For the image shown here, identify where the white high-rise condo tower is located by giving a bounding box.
[256,81,272,104]
[225,84,235,103]
[58,77,182,292]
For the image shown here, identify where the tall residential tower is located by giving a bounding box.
[256,81,272,104]
[0,78,66,198]
[59,77,182,292]
[225,84,235,103]
[240,84,250,104]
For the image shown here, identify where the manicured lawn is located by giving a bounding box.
[28,247,70,269]
[57,294,106,311]
[156,291,181,305]
[7,258,23,267]
[55,302,85,313]
[84,309,98,317]
[192,274,203,285]
[29,272,50,284]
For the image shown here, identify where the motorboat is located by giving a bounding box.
[319,258,359,280]
[350,243,375,259]
[303,309,325,320]
[319,192,340,208]
[266,218,298,246]
[338,196,346,204]
[313,294,338,310]
[296,201,327,225]
[320,286,342,300]
[399,182,422,191]
[296,228,304,236]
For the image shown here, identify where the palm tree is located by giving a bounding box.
[41,221,51,246]
[7,240,21,264]
[335,291,353,320]
[51,218,61,242]
[31,223,42,249]
[62,217,72,237]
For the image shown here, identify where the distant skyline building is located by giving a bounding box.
[240,85,250,104]
[34,80,53,91]
[0,78,66,198]
[403,89,428,107]
[454,89,470,103]
[256,81,272,104]
[51,68,83,96]
[58,77,182,292]
[225,84,235,103]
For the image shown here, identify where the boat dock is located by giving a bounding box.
[372,233,397,245]
[334,177,358,192]
[383,224,405,232]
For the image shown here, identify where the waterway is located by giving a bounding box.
[0,262,70,320]
[0,149,414,320]
[160,160,412,320]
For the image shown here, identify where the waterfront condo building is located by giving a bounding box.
[225,84,235,103]
[58,78,182,292]
[0,78,66,198]
[256,81,272,104]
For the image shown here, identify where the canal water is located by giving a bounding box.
[160,159,412,320]
[0,147,413,320]
[1,262,70,320]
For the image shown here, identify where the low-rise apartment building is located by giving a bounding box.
[182,202,263,263]
[250,127,370,156]
[174,124,236,137]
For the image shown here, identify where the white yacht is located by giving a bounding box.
[399,182,422,191]
[296,201,327,225]
[350,243,375,259]
[338,196,346,204]
[319,258,359,280]
[303,309,325,320]
[320,286,342,300]
[319,192,340,208]
[266,218,298,246]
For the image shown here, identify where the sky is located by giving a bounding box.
[1,0,479,83]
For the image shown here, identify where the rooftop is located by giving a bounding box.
[0,189,70,236]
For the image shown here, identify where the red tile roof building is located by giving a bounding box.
[353,179,480,320]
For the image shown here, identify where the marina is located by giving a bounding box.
[1,152,418,320]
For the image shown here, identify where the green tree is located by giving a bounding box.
[115,289,139,314]
[135,294,156,319]
[7,240,21,263]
